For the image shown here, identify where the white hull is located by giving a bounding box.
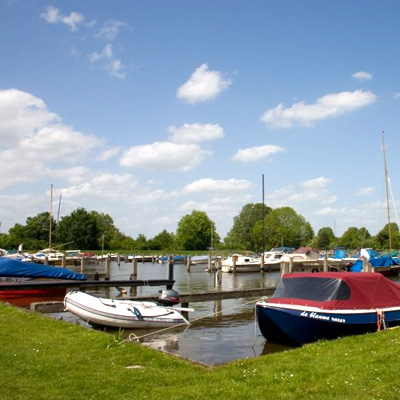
[64,291,190,329]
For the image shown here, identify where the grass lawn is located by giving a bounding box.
[1,302,400,400]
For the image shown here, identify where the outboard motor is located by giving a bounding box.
[158,289,180,306]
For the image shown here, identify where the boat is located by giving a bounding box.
[221,254,261,273]
[33,248,65,265]
[256,272,400,346]
[64,290,191,329]
[279,247,320,271]
[0,257,87,301]
[262,247,294,271]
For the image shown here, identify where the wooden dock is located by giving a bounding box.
[30,286,276,313]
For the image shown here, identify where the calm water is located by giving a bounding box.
[58,260,285,365]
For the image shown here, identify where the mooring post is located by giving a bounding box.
[280,261,289,278]
[232,255,237,273]
[289,256,293,274]
[214,259,222,288]
[61,255,66,268]
[80,257,84,274]
[323,255,328,272]
[106,254,111,279]
[186,255,191,272]
[44,256,48,266]
[167,255,174,289]
[117,254,121,266]
[131,258,138,280]
[260,253,265,273]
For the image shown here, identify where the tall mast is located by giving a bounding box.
[381,131,392,252]
[49,184,53,250]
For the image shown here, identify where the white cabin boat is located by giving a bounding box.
[221,254,261,273]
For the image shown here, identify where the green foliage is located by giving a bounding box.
[148,229,175,250]
[337,226,372,250]
[225,203,271,251]
[56,208,100,250]
[312,227,336,250]
[254,206,314,250]
[375,223,400,250]
[176,210,220,251]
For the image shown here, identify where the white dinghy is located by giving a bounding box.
[64,290,190,329]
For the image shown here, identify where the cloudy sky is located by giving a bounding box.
[1,1,400,240]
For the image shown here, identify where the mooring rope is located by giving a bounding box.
[126,296,266,342]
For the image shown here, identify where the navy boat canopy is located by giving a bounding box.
[0,257,87,280]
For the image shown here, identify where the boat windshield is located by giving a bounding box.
[272,277,351,302]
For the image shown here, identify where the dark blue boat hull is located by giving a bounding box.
[256,304,400,346]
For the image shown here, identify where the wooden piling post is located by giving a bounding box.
[323,255,328,272]
[106,255,111,279]
[44,256,48,266]
[186,256,191,272]
[260,253,265,273]
[117,254,121,266]
[232,255,237,273]
[215,259,222,288]
[280,261,288,278]
[166,255,174,289]
[288,256,293,274]
[61,255,66,268]
[80,257,84,274]
[131,258,138,280]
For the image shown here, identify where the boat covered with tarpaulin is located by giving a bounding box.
[256,272,400,346]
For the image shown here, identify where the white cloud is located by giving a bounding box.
[41,6,85,31]
[261,90,377,128]
[357,186,375,196]
[266,178,336,207]
[182,178,252,194]
[301,177,331,189]
[177,64,232,104]
[0,89,60,146]
[97,146,121,161]
[0,88,105,190]
[95,20,126,40]
[90,44,126,79]
[168,123,224,144]
[352,71,372,81]
[120,142,211,171]
[19,124,103,162]
[394,93,400,100]
[232,145,285,163]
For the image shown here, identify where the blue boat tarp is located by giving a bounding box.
[0,257,87,280]
[350,256,399,272]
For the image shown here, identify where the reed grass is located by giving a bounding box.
[1,302,400,400]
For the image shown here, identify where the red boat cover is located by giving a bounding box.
[269,272,400,310]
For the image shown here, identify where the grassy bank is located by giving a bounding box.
[1,303,400,400]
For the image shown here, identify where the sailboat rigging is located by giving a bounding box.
[382,131,392,252]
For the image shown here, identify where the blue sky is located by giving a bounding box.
[1,0,400,241]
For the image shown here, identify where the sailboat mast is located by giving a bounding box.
[381,131,392,252]
[49,184,53,250]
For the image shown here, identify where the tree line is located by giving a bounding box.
[0,204,398,252]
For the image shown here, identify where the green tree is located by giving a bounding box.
[176,210,219,251]
[337,227,372,250]
[375,223,400,250]
[149,230,175,250]
[57,208,99,250]
[255,206,314,249]
[313,227,336,250]
[224,203,271,251]
[134,234,149,250]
